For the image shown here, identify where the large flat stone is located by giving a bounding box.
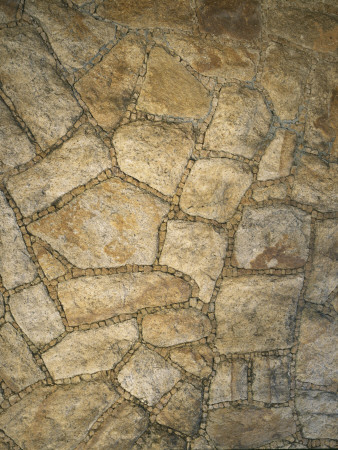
[209,360,248,404]
[252,356,290,403]
[169,344,213,378]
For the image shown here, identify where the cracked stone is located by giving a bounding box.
[232,206,311,269]
[27,177,169,268]
[252,183,288,202]
[169,344,213,378]
[209,360,248,404]
[113,121,194,196]
[159,220,227,302]
[215,275,303,353]
[0,293,4,318]
[32,242,67,281]
[252,356,290,403]
[180,158,253,222]
[0,0,19,23]
[135,426,187,450]
[42,319,139,379]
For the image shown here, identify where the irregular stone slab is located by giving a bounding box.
[215,275,303,353]
[0,0,19,23]
[296,390,338,439]
[207,405,296,449]
[137,47,210,119]
[180,158,253,222]
[0,293,4,318]
[169,344,213,378]
[0,26,82,149]
[26,0,116,71]
[204,85,271,158]
[9,283,65,347]
[58,272,191,326]
[0,99,35,173]
[0,192,37,290]
[233,206,311,269]
[252,356,290,403]
[32,242,67,280]
[0,323,44,392]
[209,360,248,404]
[0,382,119,450]
[257,130,296,181]
[296,307,337,386]
[135,426,187,450]
[191,436,214,450]
[117,346,181,406]
[252,183,288,202]
[291,153,338,213]
[6,124,111,216]
[142,309,212,347]
[113,121,194,196]
[28,177,169,268]
[75,34,145,131]
[157,382,202,435]
[42,320,138,379]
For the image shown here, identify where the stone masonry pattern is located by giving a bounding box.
[0,0,337,449]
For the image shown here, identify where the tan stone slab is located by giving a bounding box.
[215,275,303,353]
[135,426,187,450]
[137,47,210,118]
[252,183,288,203]
[28,177,169,268]
[6,124,111,216]
[232,206,311,269]
[169,344,213,378]
[209,360,248,404]
[159,221,227,302]
[58,272,191,326]
[252,356,290,403]
[0,26,82,149]
[0,0,19,23]
[0,382,119,450]
[75,34,145,131]
[0,293,4,318]
[32,242,67,280]
[191,436,214,450]
[42,320,139,379]
[113,121,194,196]
[204,85,271,158]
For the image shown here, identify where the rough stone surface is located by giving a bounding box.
[252,356,290,403]
[0,0,19,23]
[135,426,187,450]
[32,242,67,280]
[160,220,227,302]
[169,344,213,378]
[42,320,139,379]
[0,293,4,318]
[209,360,248,404]
[180,158,253,222]
[252,183,288,202]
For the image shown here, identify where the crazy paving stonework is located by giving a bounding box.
[0,0,337,449]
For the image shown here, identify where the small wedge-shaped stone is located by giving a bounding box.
[9,283,65,347]
[170,344,214,378]
[6,124,111,216]
[0,192,37,289]
[138,47,210,118]
[0,323,44,392]
[0,382,119,450]
[28,177,169,268]
[42,320,138,379]
[32,242,66,280]
[209,360,248,404]
[58,272,191,326]
[0,26,82,149]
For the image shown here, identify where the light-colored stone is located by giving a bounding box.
[142,309,212,347]
[42,319,139,379]
[137,46,210,118]
[32,242,66,280]
[6,124,111,216]
[75,34,145,131]
[0,26,82,149]
[180,158,253,222]
[0,382,119,450]
[252,356,290,403]
[233,206,311,269]
[209,360,248,404]
[0,192,37,290]
[204,85,271,158]
[0,323,44,392]
[113,121,193,196]
[58,272,191,326]
[117,345,181,406]
[215,275,303,353]
[169,344,213,378]
[0,0,19,23]
[28,177,169,268]
[159,221,227,302]
[135,426,187,450]
[252,183,288,202]
[9,283,65,347]
[0,293,4,318]
[191,436,214,450]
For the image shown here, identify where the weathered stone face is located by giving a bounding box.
[32,242,66,280]
[209,360,248,404]
[169,344,214,378]
[252,356,290,403]
[135,426,187,449]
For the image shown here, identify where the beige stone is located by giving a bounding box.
[252,356,290,403]
[9,283,65,347]
[0,293,4,318]
[42,320,139,379]
[135,426,187,450]
[209,360,248,404]
[75,34,145,130]
[169,344,213,378]
[0,26,82,149]
[233,206,311,269]
[28,177,169,268]
[58,272,191,326]
[114,121,194,196]
[0,323,44,392]
[191,436,214,450]
[0,0,19,23]
[0,192,37,290]
[117,346,181,406]
[252,183,288,202]
[32,242,66,280]
[159,221,227,302]
[142,309,212,347]
[215,275,303,353]
[6,124,111,216]
[0,382,119,450]
[137,47,210,118]
[204,85,271,158]
[180,158,253,222]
